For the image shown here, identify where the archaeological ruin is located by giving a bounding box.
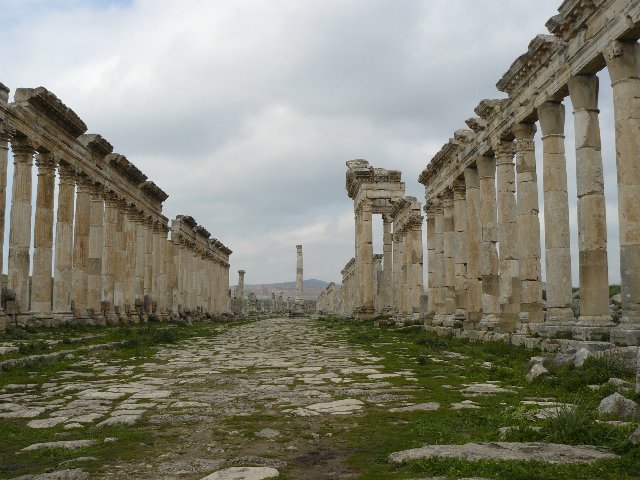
[0,84,232,329]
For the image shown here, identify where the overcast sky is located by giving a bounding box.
[0,0,623,287]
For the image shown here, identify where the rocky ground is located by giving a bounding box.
[1,317,639,479]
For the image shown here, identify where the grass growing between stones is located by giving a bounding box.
[316,317,640,480]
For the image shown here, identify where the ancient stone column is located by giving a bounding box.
[360,200,375,316]
[101,192,118,322]
[392,229,403,312]
[568,75,614,341]
[144,218,154,313]
[8,136,35,317]
[494,139,519,332]
[72,173,91,319]
[53,162,75,317]
[152,223,163,314]
[134,214,145,311]
[0,124,11,277]
[237,269,245,312]
[113,202,126,320]
[425,203,438,323]
[87,183,104,323]
[122,206,137,321]
[442,190,456,326]
[382,215,393,311]
[432,200,445,325]
[410,223,424,316]
[453,178,468,323]
[537,101,574,335]
[477,154,500,329]
[606,40,640,345]
[31,153,56,318]
[464,166,482,326]
[164,237,174,319]
[402,233,410,315]
[513,123,544,330]
[295,244,304,306]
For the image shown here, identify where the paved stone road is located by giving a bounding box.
[2,318,421,479]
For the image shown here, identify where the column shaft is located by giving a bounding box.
[72,175,91,318]
[53,163,75,315]
[453,179,468,322]
[87,185,104,322]
[464,167,482,325]
[382,216,393,310]
[425,204,437,322]
[433,202,445,324]
[442,193,456,325]
[101,193,118,322]
[568,75,614,340]
[360,201,374,315]
[410,225,424,315]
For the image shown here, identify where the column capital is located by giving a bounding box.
[35,152,58,172]
[453,178,466,199]
[103,190,120,207]
[492,138,515,164]
[11,135,37,157]
[0,121,15,142]
[425,197,443,216]
[604,39,640,86]
[88,181,104,199]
[567,74,599,112]
[537,100,566,137]
[512,122,537,143]
[58,161,76,183]
[75,171,94,191]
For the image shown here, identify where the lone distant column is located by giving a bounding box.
[606,40,640,345]
[537,101,574,336]
[8,136,35,316]
[568,75,614,340]
[295,244,304,306]
[237,270,245,312]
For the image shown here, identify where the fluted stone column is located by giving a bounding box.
[72,174,91,319]
[442,191,456,326]
[31,153,56,318]
[8,137,35,317]
[87,184,104,323]
[537,101,574,335]
[432,200,445,325]
[113,203,126,321]
[513,123,544,330]
[224,264,230,313]
[360,200,375,316]
[402,233,410,315]
[495,139,519,332]
[382,215,393,311]
[152,223,162,314]
[163,236,173,319]
[425,203,438,323]
[410,224,424,316]
[123,207,137,322]
[53,163,75,317]
[237,269,245,313]
[101,192,118,322]
[0,124,11,278]
[134,214,145,311]
[477,154,500,329]
[144,219,154,314]
[453,178,468,323]
[606,40,640,345]
[392,230,403,312]
[464,166,482,326]
[568,75,614,340]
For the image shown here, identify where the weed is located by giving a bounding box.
[17,340,51,355]
[415,336,447,350]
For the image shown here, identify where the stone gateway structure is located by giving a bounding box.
[418,0,640,346]
[0,84,232,329]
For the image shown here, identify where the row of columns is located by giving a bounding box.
[425,39,640,345]
[0,140,231,327]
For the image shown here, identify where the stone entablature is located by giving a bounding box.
[418,0,640,345]
[0,83,232,329]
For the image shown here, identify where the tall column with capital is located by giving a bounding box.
[134,214,145,312]
[538,101,574,335]
[237,269,245,313]
[113,202,126,321]
[392,230,402,312]
[464,166,482,326]
[8,137,35,316]
[101,192,118,322]
[360,200,375,316]
[568,75,614,340]
[402,233,410,315]
[432,200,445,325]
[425,202,437,323]
[453,178,468,323]
[164,237,174,319]
[477,154,500,329]
[513,123,544,330]
[606,40,640,345]
[494,139,520,332]
[31,153,56,318]
[0,124,12,277]
[442,190,456,326]
[72,174,91,319]
[152,223,163,314]
[295,244,304,307]
[382,215,393,311]
[87,183,104,323]
[122,206,137,322]
[53,163,75,317]
[410,223,424,316]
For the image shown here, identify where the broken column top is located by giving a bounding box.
[296,244,302,250]
[0,82,9,104]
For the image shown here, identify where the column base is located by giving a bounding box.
[432,314,447,326]
[442,314,457,328]
[609,325,640,346]
[572,316,614,341]
[354,306,376,320]
[479,313,500,331]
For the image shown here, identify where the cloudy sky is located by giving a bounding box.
[0,0,623,286]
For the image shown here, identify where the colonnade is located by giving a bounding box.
[0,84,231,329]
[419,0,640,345]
